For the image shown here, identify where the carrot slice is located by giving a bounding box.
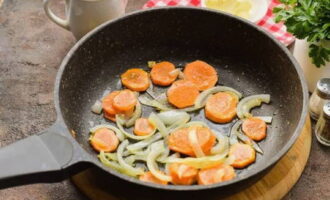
[112,89,137,112]
[205,92,238,123]
[90,128,119,152]
[229,143,256,169]
[150,61,178,86]
[104,112,116,122]
[121,68,150,92]
[242,117,267,141]
[133,118,155,136]
[197,164,236,185]
[183,60,218,91]
[167,80,200,108]
[168,126,216,157]
[139,171,168,185]
[169,163,198,185]
[102,91,120,115]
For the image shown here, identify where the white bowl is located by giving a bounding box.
[201,0,269,23]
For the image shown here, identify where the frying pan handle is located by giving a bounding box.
[0,123,93,189]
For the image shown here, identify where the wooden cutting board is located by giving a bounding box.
[71,117,311,200]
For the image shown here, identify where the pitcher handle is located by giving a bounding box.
[43,0,70,30]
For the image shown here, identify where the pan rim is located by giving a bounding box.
[54,7,309,191]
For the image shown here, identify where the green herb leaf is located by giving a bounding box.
[309,44,330,67]
[273,0,330,67]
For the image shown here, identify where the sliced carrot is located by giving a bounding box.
[183,60,218,91]
[197,164,236,185]
[112,89,137,112]
[150,61,178,86]
[139,171,168,185]
[242,117,267,141]
[121,68,150,92]
[167,80,200,108]
[103,104,134,122]
[229,143,256,169]
[104,112,116,122]
[90,128,119,152]
[169,163,198,185]
[133,118,155,136]
[102,91,120,115]
[168,126,216,157]
[205,92,238,123]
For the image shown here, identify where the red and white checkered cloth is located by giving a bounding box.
[143,0,294,46]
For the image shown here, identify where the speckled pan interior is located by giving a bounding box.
[56,7,307,194]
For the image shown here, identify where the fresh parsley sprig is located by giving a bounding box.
[273,0,330,67]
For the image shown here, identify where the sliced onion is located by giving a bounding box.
[157,147,170,162]
[104,153,118,161]
[170,121,209,133]
[169,69,181,77]
[148,61,156,68]
[90,124,125,142]
[188,127,205,157]
[98,151,123,172]
[164,153,180,174]
[236,131,263,154]
[230,120,263,154]
[147,141,172,182]
[164,152,227,169]
[157,111,190,126]
[91,100,102,114]
[255,116,273,123]
[148,113,168,137]
[224,155,236,165]
[180,106,204,112]
[139,96,172,111]
[167,114,191,132]
[237,94,270,119]
[146,82,157,99]
[116,115,155,140]
[124,155,136,165]
[155,93,168,104]
[139,95,203,113]
[229,121,242,145]
[126,133,162,152]
[124,102,142,127]
[211,130,230,155]
[178,70,185,79]
[117,140,144,177]
[184,121,209,128]
[195,86,243,108]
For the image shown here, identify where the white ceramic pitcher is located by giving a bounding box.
[43,0,127,39]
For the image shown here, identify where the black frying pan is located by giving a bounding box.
[0,7,308,199]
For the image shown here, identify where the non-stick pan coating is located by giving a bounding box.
[56,7,307,194]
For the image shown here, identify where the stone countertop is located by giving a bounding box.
[0,0,329,199]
